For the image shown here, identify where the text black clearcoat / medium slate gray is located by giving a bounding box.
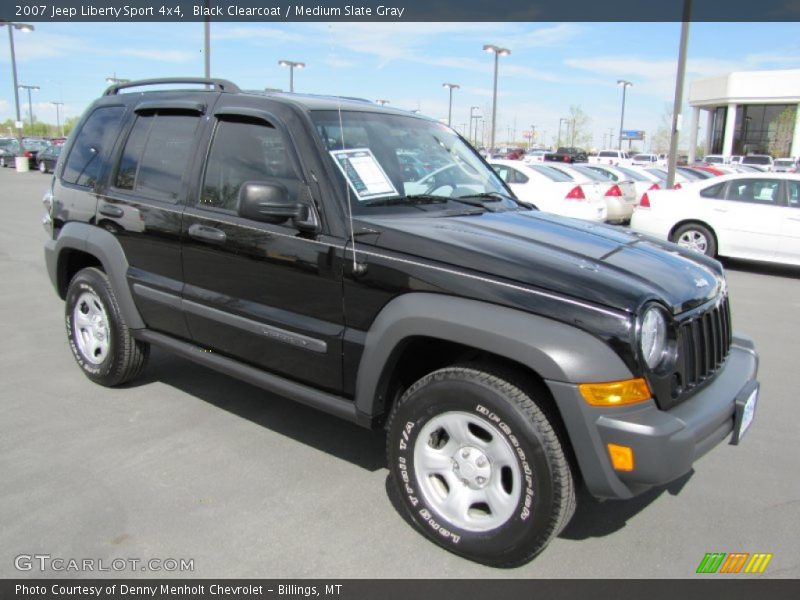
[43,79,759,566]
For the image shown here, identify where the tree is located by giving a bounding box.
[651,104,674,154]
[565,105,592,149]
[768,106,795,157]
[63,116,81,137]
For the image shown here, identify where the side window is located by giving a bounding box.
[507,167,529,184]
[114,112,200,203]
[200,118,298,212]
[492,165,510,182]
[724,179,781,205]
[788,182,799,208]
[700,182,725,199]
[62,106,125,188]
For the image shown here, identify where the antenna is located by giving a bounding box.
[327,24,358,273]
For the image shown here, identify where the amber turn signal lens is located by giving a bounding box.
[607,444,635,471]
[578,378,652,407]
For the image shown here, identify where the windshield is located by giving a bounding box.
[775,159,795,166]
[0,139,18,149]
[526,164,574,182]
[311,110,512,214]
[570,165,608,182]
[742,155,772,165]
[614,165,650,181]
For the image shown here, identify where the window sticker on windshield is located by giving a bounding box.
[330,148,398,201]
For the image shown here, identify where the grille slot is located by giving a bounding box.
[678,296,732,391]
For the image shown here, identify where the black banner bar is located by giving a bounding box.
[3,580,800,600]
[3,0,800,22]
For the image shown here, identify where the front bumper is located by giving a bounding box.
[547,334,759,499]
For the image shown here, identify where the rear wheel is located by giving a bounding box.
[65,267,149,386]
[387,365,575,567]
[672,223,716,257]
[39,161,48,173]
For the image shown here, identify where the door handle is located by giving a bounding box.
[789,216,800,222]
[188,223,226,243]
[712,207,729,213]
[98,204,124,218]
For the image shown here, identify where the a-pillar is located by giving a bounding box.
[722,103,737,157]
[688,106,700,163]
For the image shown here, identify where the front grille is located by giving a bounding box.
[677,295,732,391]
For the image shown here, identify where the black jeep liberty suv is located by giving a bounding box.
[43,78,759,567]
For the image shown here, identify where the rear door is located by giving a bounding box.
[101,99,211,339]
[777,180,800,264]
[708,178,782,260]
[180,101,345,393]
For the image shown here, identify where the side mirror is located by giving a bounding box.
[238,182,303,224]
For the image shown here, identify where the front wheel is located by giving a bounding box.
[387,365,575,567]
[65,267,149,386]
[39,161,48,173]
[672,223,717,257]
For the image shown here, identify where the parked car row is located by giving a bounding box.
[0,137,63,171]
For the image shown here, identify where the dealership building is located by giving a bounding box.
[687,69,800,161]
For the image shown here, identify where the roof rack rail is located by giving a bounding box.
[103,78,241,96]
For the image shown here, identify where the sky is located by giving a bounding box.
[1,21,800,149]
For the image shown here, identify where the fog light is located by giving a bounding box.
[579,378,652,407]
[607,444,634,471]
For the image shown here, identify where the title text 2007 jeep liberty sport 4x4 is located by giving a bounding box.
[43,78,759,567]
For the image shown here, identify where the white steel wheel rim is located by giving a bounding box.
[72,291,111,365]
[39,161,46,172]
[413,410,523,532]
[677,229,708,254]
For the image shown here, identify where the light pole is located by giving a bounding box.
[483,44,510,153]
[442,83,459,127]
[278,59,305,93]
[667,0,692,189]
[1,20,34,159]
[51,101,64,137]
[18,84,39,133]
[529,124,535,148]
[469,106,481,146]
[617,79,633,150]
[376,99,390,106]
[558,117,569,148]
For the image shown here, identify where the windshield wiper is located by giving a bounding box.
[454,192,528,209]
[362,194,450,207]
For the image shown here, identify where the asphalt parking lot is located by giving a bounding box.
[1,166,798,579]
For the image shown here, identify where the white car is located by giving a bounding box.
[490,160,607,222]
[630,173,800,265]
[545,163,638,223]
[583,164,663,205]
[772,158,798,173]
[740,155,774,171]
[522,149,547,164]
[630,153,662,166]
[588,149,630,166]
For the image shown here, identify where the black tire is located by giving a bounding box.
[672,222,717,258]
[387,365,575,567]
[65,267,149,386]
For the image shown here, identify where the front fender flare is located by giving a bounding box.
[353,293,633,417]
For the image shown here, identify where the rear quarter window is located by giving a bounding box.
[62,105,126,188]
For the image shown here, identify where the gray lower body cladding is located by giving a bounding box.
[546,334,759,499]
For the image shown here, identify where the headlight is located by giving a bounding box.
[640,307,668,369]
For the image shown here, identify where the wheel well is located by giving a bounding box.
[57,249,103,299]
[378,336,582,485]
[669,219,717,246]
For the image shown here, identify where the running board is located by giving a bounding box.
[136,330,367,426]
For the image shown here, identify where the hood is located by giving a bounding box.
[356,209,724,314]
